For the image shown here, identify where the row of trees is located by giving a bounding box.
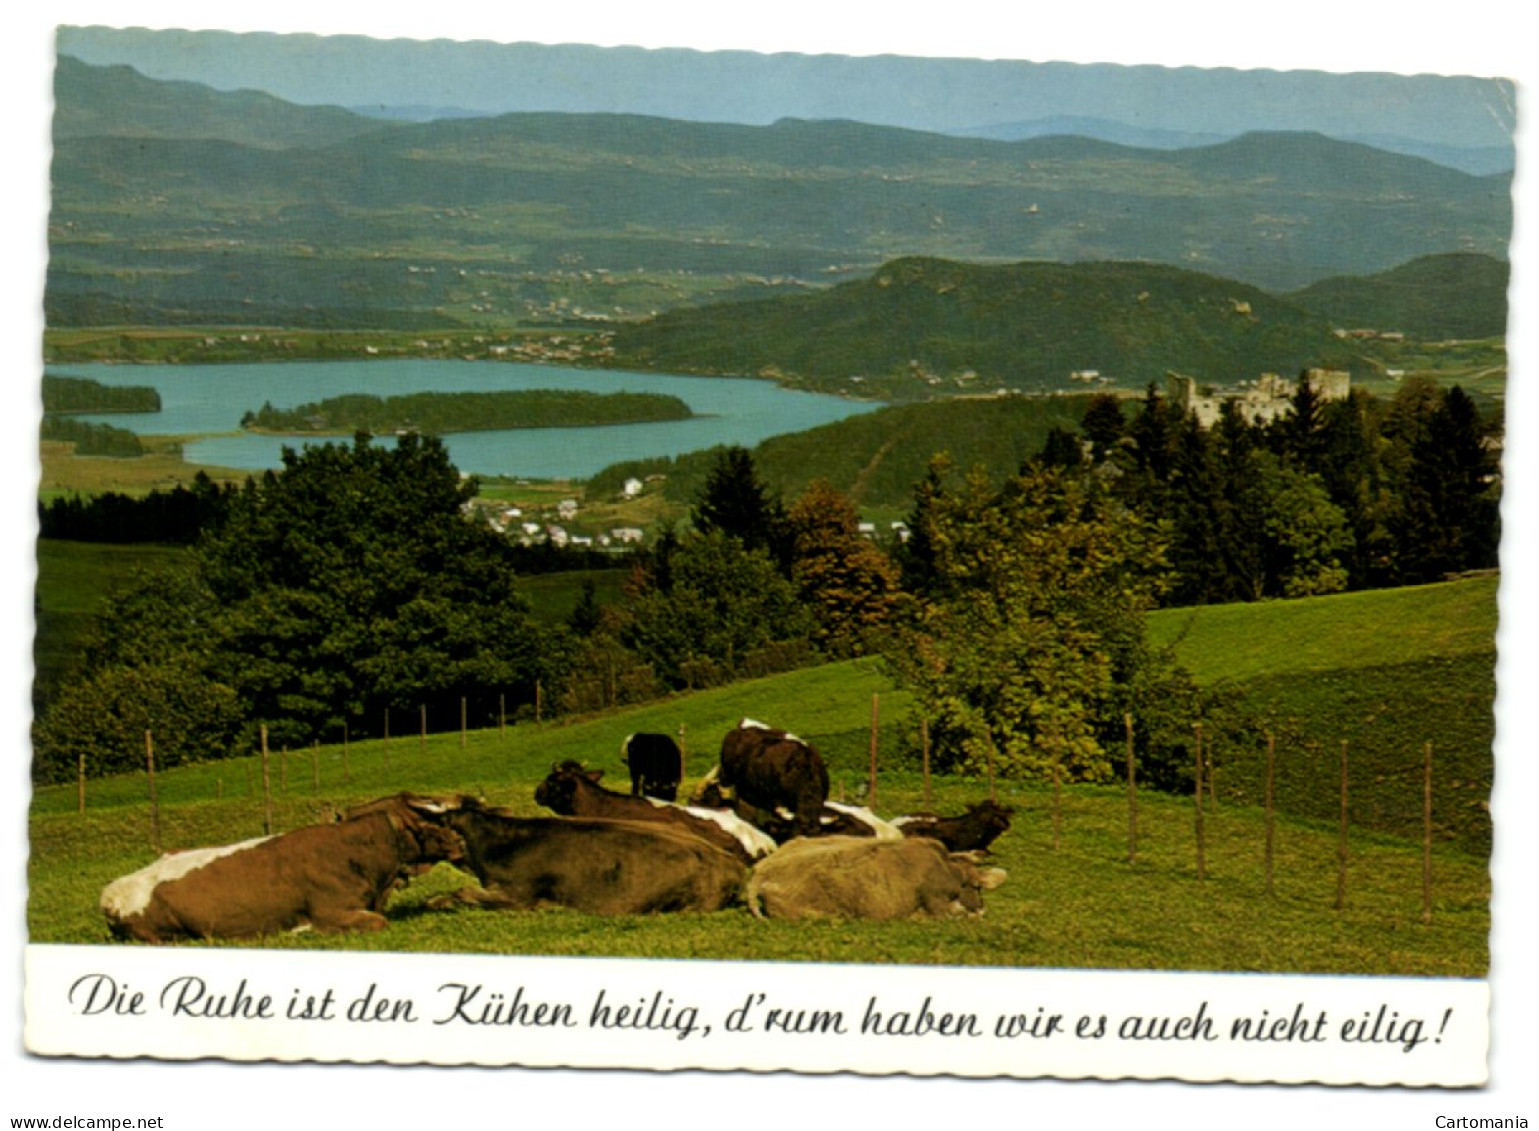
[1043,376,1501,605]
[35,434,569,780]
[34,376,1500,796]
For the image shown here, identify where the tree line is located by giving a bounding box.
[1045,375,1501,603]
[33,377,1500,796]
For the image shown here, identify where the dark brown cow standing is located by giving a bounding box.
[894,800,1016,853]
[430,796,748,915]
[709,718,829,839]
[745,835,1008,921]
[535,761,776,862]
[99,793,464,942]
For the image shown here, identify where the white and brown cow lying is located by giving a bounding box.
[100,793,463,942]
[745,835,1007,921]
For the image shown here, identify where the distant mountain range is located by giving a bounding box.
[949,116,1513,176]
[47,57,1513,332]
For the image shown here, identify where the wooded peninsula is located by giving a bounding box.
[239,389,696,435]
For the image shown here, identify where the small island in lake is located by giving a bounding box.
[239,389,696,435]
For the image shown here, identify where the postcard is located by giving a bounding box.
[8,7,1533,1125]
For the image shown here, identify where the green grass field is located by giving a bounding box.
[1150,578,1498,856]
[28,580,1494,976]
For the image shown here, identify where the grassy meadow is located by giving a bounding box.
[26,576,1497,976]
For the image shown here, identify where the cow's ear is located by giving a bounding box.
[586,768,604,782]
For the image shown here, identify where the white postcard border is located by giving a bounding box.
[24,943,1489,1086]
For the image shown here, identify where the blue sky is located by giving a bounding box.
[55,24,1516,150]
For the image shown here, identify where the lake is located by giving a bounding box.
[49,360,881,479]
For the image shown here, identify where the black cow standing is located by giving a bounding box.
[621,732,684,801]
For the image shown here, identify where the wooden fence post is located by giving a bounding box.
[678,723,688,781]
[144,730,162,853]
[1193,722,1206,881]
[343,720,351,784]
[1208,740,1218,807]
[499,693,506,739]
[868,693,879,811]
[281,746,289,793]
[1125,712,1137,865]
[77,751,86,815]
[921,718,932,811]
[536,681,544,724]
[312,740,320,794]
[1335,739,1349,912]
[1423,741,1434,925]
[1052,753,1062,853]
[383,708,391,771]
[461,697,467,749]
[420,705,428,756]
[1265,731,1276,897]
[260,725,273,836]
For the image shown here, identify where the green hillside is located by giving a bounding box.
[1152,577,1498,856]
[1288,253,1510,340]
[611,256,1362,393]
[1149,578,1498,684]
[588,394,1097,509]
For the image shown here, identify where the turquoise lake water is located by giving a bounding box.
[49,360,880,479]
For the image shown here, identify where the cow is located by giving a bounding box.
[892,800,1015,853]
[694,718,829,839]
[534,761,777,862]
[428,796,749,915]
[691,776,898,845]
[745,835,1007,922]
[620,732,685,801]
[100,793,464,942]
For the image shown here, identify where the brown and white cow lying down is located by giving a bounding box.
[892,799,1016,854]
[100,793,464,943]
[535,761,777,862]
[745,836,1007,921]
[691,775,900,845]
[429,796,749,915]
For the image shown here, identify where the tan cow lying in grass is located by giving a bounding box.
[745,835,1007,921]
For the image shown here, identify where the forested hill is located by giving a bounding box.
[610,257,1362,395]
[1287,253,1510,341]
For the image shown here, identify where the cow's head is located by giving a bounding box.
[688,766,728,808]
[534,761,603,814]
[947,852,1008,914]
[345,792,468,869]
